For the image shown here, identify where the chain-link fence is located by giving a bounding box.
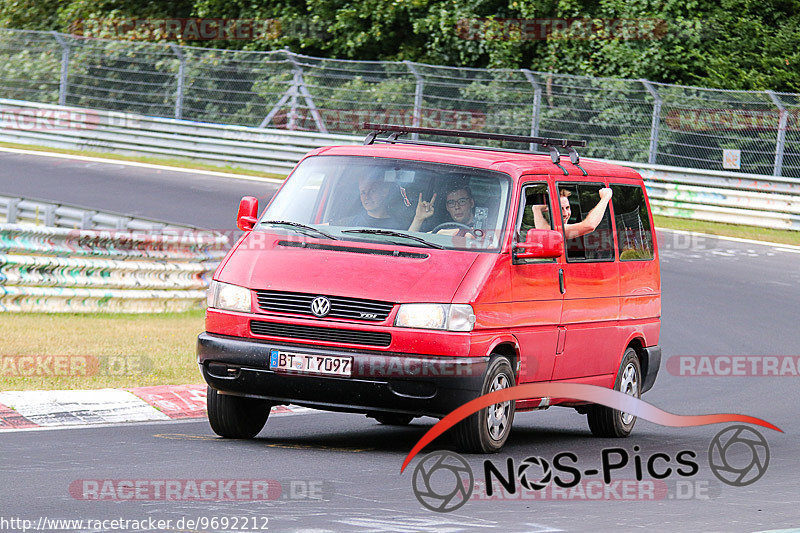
[1,28,799,177]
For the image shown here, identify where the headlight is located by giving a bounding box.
[394,303,475,332]
[207,280,252,313]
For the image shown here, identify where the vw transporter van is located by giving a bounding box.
[198,124,661,453]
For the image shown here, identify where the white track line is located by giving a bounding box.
[658,228,800,252]
[0,145,285,184]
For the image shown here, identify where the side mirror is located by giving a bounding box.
[237,196,258,231]
[514,229,563,260]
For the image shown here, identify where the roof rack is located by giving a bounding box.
[362,123,588,176]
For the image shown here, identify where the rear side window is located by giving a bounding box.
[611,184,654,261]
[557,183,615,262]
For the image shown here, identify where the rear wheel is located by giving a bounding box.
[207,387,272,439]
[373,414,414,426]
[587,348,641,437]
[452,356,515,453]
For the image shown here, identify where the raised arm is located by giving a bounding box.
[531,204,552,230]
[408,192,437,232]
[564,188,612,240]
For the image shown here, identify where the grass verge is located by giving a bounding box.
[0,141,287,180]
[0,310,205,391]
[654,215,800,246]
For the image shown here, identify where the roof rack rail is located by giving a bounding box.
[362,123,588,175]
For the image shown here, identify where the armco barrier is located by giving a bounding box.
[1,98,800,231]
[0,194,198,231]
[0,221,228,313]
[0,194,201,231]
[0,98,354,175]
[619,162,800,231]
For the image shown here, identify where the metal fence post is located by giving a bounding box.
[640,79,662,165]
[521,69,542,151]
[404,61,424,140]
[766,90,787,177]
[170,44,185,120]
[288,70,300,130]
[50,31,70,106]
[81,210,96,230]
[286,51,327,132]
[7,198,21,224]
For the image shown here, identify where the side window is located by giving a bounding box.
[557,182,615,262]
[611,184,654,261]
[515,181,555,263]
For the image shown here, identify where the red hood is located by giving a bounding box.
[217,231,480,303]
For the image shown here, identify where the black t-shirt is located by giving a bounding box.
[349,210,404,229]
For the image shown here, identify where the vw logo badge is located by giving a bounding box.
[310,296,331,317]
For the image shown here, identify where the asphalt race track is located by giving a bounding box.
[0,150,283,229]
[1,151,799,532]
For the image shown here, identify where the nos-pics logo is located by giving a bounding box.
[411,425,770,513]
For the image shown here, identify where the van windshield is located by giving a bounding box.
[258,155,512,251]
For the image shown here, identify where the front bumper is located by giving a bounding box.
[197,332,489,418]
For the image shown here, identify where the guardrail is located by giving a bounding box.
[0,193,198,230]
[1,98,799,232]
[0,98,354,175]
[0,202,229,312]
[610,161,800,231]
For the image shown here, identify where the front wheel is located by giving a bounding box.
[587,347,641,438]
[452,356,516,453]
[207,387,272,439]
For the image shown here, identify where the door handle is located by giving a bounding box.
[559,268,566,294]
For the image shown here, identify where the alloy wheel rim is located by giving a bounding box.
[619,362,639,425]
[487,373,511,440]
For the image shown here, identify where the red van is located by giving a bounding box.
[198,125,661,453]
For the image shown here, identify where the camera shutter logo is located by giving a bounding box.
[708,425,769,487]
[411,451,473,513]
[310,296,331,317]
[517,456,553,491]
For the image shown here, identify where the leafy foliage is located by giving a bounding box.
[1,0,798,90]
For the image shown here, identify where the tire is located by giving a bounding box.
[452,356,516,453]
[373,414,414,426]
[207,387,272,439]
[587,347,641,438]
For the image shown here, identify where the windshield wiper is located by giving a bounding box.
[261,220,338,240]
[341,229,444,249]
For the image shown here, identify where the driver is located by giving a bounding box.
[350,174,405,229]
[408,185,476,233]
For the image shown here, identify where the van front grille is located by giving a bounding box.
[255,290,394,322]
[250,320,392,347]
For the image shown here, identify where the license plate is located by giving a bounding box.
[269,349,352,377]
